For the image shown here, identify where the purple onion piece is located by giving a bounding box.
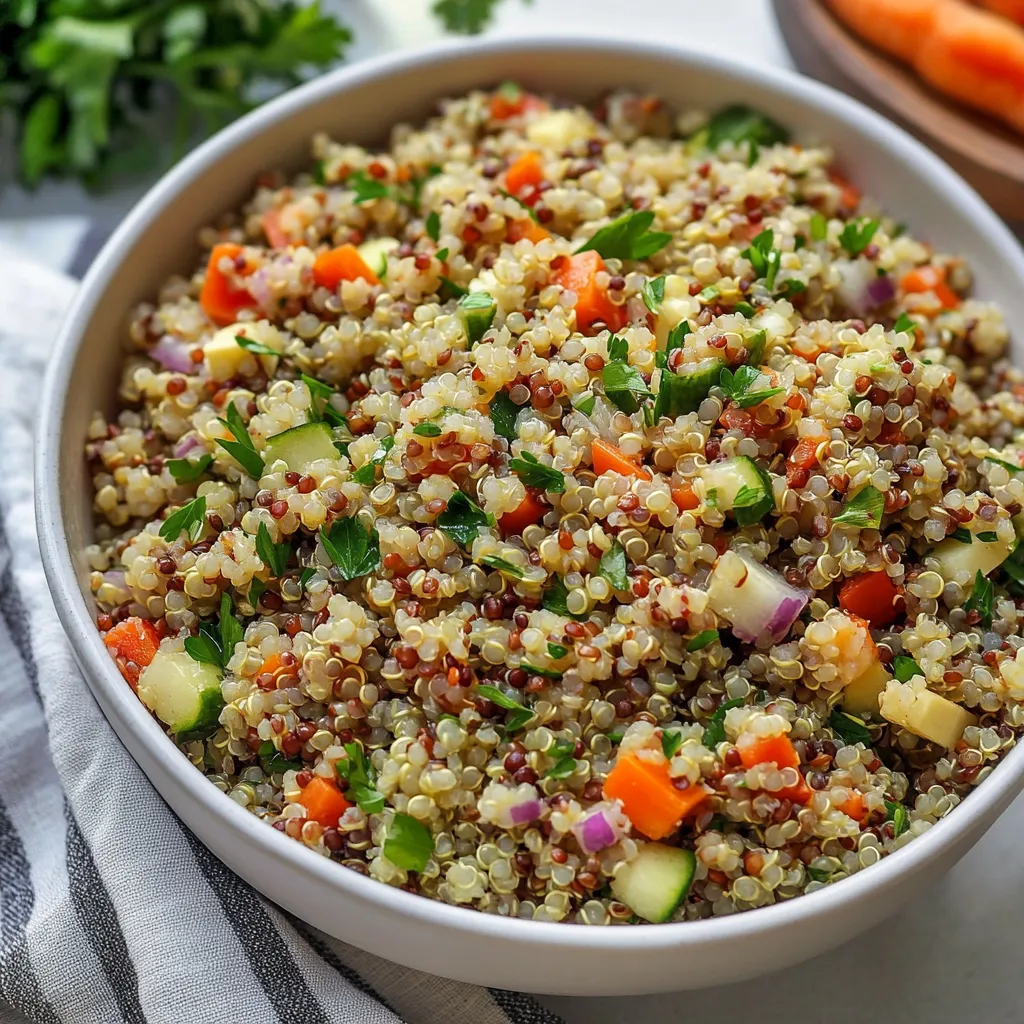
[766,593,810,640]
[572,809,619,854]
[864,273,896,309]
[150,336,195,373]
[173,435,202,458]
[102,571,127,588]
[509,799,542,826]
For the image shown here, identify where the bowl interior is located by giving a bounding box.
[39,37,1024,993]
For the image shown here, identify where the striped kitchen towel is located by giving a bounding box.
[0,246,563,1024]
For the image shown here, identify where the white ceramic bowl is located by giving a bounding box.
[36,36,1024,997]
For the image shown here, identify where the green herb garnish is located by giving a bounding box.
[703,697,745,747]
[235,335,280,357]
[951,527,973,544]
[704,105,789,149]
[437,490,493,547]
[349,169,390,203]
[439,275,468,298]
[547,642,568,659]
[892,655,922,683]
[425,210,441,242]
[574,209,671,261]
[892,312,916,335]
[216,402,265,480]
[542,576,588,621]
[642,276,666,313]
[248,577,267,608]
[832,487,884,529]
[687,629,719,652]
[351,435,394,486]
[159,495,207,544]
[839,217,880,257]
[741,228,776,279]
[480,555,526,579]
[166,454,212,484]
[661,729,684,760]
[490,391,520,441]
[508,451,565,492]
[520,663,562,680]
[719,365,785,409]
[336,741,385,814]
[965,570,994,629]
[255,522,290,578]
[885,800,909,837]
[810,213,828,242]
[977,531,999,543]
[598,540,629,591]
[477,684,533,732]
[320,516,381,581]
[829,709,872,746]
[383,812,434,872]
[413,422,443,437]
[184,592,242,671]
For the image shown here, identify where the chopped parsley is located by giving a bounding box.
[234,334,280,357]
[184,592,242,671]
[741,228,776,280]
[348,169,390,204]
[520,663,562,680]
[248,577,267,608]
[892,655,922,683]
[838,217,880,257]
[255,522,290,578]
[885,800,909,837]
[661,729,684,760]
[425,210,441,242]
[984,454,1024,474]
[832,487,884,529]
[547,642,568,659]
[719,365,784,409]
[413,422,442,437]
[489,391,520,441]
[698,285,719,303]
[336,742,385,814]
[497,187,540,223]
[574,209,671,261]
[734,300,756,318]
[351,435,394,486]
[829,709,872,746]
[598,540,629,591]
[508,451,566,492]
[687,629,719,652]
[641,275,666,313]
[320,516,381,581]
[542,576,588,621]
[159,495,207,544]
[383,813,434,872]
[298,567,316,590]
[951,527,974,544]
[965,570,994,629]
[776,279,806,300]
[216,402,265,480]
[439,275,468,298]
[655,320,691,370]
[704,105,789,149]
[166,453,212,484]
[480,555,526,579]
[603,360,652,415]
[301,374,348,428]
[477,684,533,732]
[892,312,917,335]
[703,697,745,748]
[545,738,578,779]
[437,490,493,547]
[977,531,998,543]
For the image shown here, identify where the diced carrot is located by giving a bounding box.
[199,243,257,326]
[979,0,1024,25]
[825,0,940,62]
[776,777,814,806]
[591,439,652,481]
[103,617,160,669]
[737,733,801,771]
[836,791,867,822]
[499,490,548,533]
[786,434,827,486]
[507,219,551,244]
[671,483,699,512]
[489,84,547,120]
[313,244,380,291]
[261,209,291,249]
[603,751,709,840]
[838,571,900,627]
[900,264,960,311]
[505,151,544,195]
[300,776,352,828]
[827,168,862,212]
[551,251,628,334]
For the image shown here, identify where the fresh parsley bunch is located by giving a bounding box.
[2,0,515,188]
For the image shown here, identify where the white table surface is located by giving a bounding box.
[7,2,1024,1019]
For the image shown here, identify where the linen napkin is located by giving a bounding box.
[0,245,563,1024]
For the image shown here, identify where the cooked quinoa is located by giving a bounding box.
[87,84,1024,925]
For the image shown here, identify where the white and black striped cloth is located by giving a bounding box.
[0,248,564,1024]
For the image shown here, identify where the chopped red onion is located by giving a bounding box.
[173,435,202,458]
[765,593,809,641]
[572,807,620,854]
[149,336,194,374]
[864,273,896,310]
[509,799,542,826]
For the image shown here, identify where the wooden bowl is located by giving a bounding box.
[773,0,1024,222]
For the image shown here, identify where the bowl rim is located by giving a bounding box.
[36,32,1024,953]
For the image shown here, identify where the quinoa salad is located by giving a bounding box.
[88,84,1024,926]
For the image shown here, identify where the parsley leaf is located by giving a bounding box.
[661,729,684,759]
[216,402,264,480]
[977,532,998,543]
[832,487,884,529]
[546,743,578,779]
[159,495,207,544]
[383,812,434,872]
[480,555,526,579]
[477,684,534,732]
[719,365,784,409]
[704,105,789,149]
[829,709,872,745]
[885,800,909,837]
[574,210,671,261]
[320,516,381,581]
[432,0,512,33]
[951,527,973,544]
[437,491,493,547]
[892,655,922,683]
[839,217,880,257]
[598,540,629,591]
[603,361,652,415]
[184,591,242,671]
[520,663,562,680]
[248,578,267,608]
[497,187,540,223]
[255,522,290,578]
[703,697,745,747]
[425,210,441,242]
[687,629,719,652]
[301,374,348,428]
[741,228,776,279]
[509,452,566,492]
[217,592,244,668]
[547,642,568,659]
[965,570,994,629]
[336,741,385,814]
[642,276,666,313]
[656,320,691,370]
[892,312,917,335]
[348,169,390,203]
[258,740,303,776]
[984,453,1024,474]
[183,625,222,669]
[413,422,442,437]
[166,453,212,484]
[489,392,520,441]
[542,576,588,621]
[351,435,394,486]
[234,334,280,357]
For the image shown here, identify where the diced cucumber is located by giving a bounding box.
[265,422,339,474]
[458,291,497,346]
[703,456,773,525]
[654,357,724,421]
[928,532,1014,585]
[137,648,223,740]
[357,236,399,279]
[610,843,696,923]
